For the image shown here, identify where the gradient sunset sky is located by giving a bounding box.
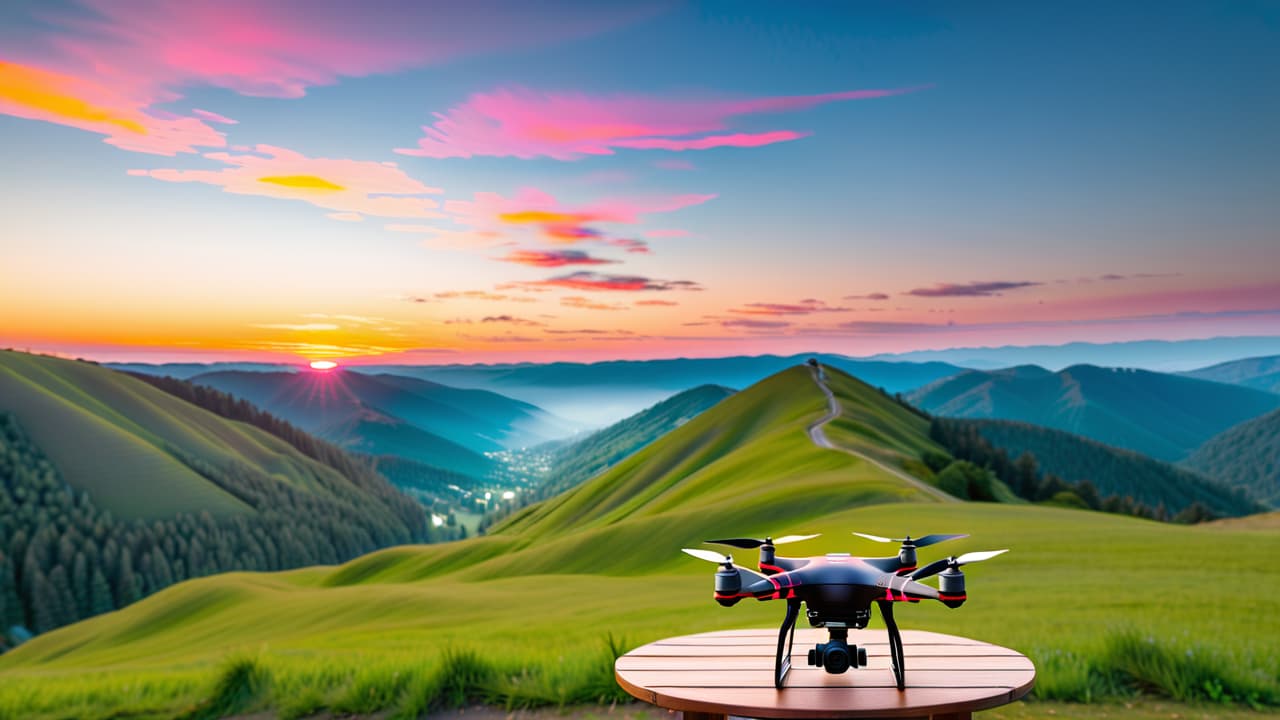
[2,1,1278,364]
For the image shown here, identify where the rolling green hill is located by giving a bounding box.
[908,364,1280,460]
[1183,407,1280,507]
[537,384,735,498]
[1182,354,1280,394]
[0,351,430,642]
[954,418,1261,516]
[2,363,1278,719]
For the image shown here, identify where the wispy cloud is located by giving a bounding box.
[844,292,890,301]
[191,108,237,125]
[327,212,364,222]
[720,318,791,329]
[426,290,537,303]
[729,299,849,316]
[636,299,679,306]
[396,85,926,160]
[0,61,225,155]
[498,249,618,267]
[480,315,544,326]
[250,322,340,331]
[131,144,443,218]
[521,272,703,292]
[904,281,1042,298]
[14,1,655,100]
[561,296,627,311]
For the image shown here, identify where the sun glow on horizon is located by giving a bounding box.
[309,360,338,371]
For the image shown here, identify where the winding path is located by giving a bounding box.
[805,364,957,503]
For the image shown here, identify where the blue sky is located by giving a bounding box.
[2,1,1278,363]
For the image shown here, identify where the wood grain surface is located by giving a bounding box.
[615,628,1035,719]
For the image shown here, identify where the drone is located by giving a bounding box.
[682,532,1007,689]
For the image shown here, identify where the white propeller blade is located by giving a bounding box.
[682,548,731,564]
[852,532,895,543]
[773,533,821,545]
[955,549,1008,565]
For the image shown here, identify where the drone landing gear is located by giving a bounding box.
[774,598,800,689]
[878,600,906,690]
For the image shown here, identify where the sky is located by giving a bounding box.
[2,1,1278,365]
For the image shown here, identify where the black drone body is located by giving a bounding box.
[683,533,1006,689]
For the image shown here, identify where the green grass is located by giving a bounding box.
[2,365,1278,718]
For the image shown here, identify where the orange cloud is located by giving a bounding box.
[0,61,224,155]
[131,145,442,218]
[498,250,618,267]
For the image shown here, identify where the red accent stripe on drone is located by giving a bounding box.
[714,591,749,599]
[759,563,785,573]
[895,566,917,575]
[938,593,967,601]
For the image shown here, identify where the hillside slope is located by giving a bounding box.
[539,384,735,498]
[1183,408,1280,507]
[958,418,1260,516]
[495,366,944,551]
[0,351,429,642]
[1182,355,1280,394]
[909,364,1280,460]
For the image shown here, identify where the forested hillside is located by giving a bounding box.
[1184,408,1280,507]
[927,418,1261,521]
[1182,355,1280,394]
[910,364,1280,460]
[950,418,1261,516]
[538,384,734,498]
[0,353,435,644]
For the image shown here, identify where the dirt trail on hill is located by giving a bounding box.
[805,364,956,503]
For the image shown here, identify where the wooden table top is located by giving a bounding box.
[615,628,1035,719]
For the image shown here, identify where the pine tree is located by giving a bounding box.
[88,568,113,617]
[71,551,89,618]
[31,569,55,633]
[47,565,76,628]
[116,551,139,607]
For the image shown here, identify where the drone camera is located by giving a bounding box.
[807,638,868,674]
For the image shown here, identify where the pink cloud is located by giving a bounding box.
[636,299,679,307]
[446,187,711,256]
[15,1,658,100]
[521,272,703,292]
[729,299,850,316]
[646,228,691,239]
[396,85,926,160]
[192,108,237,124]
[499,249,618,267]
[131,144,443,218]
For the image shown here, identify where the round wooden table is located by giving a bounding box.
[615,628,1034,720]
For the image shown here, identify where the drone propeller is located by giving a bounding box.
[682,548,735,565]
[705,533,820,549]
[910,549,1009,581]
[852,532,968,548]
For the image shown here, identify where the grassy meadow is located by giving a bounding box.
[1,366,1278,718]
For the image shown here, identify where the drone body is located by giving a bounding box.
[684,533,1006,689]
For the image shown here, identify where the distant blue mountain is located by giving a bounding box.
[866,336,1280,372]
[909,364,1280,461]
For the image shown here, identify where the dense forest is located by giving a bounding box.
[927,418,1260,523]
[957,418,1261,517]
[1,383,437,647]
[1184,407,1280,508]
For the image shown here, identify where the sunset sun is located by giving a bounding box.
[309,360,338,371]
